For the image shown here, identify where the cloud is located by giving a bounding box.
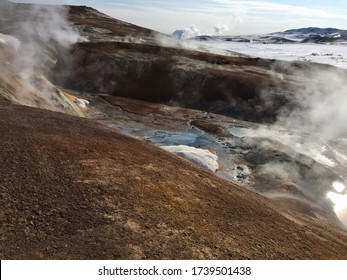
[266,60,347,140]
[173,22,237,39]
[210,0,347,18]
[214,23,230,35]
[175,25,201,39]
[13,4,83,81]
[100,0,347,35]
[11,0,69,4]
[101,1,247,35]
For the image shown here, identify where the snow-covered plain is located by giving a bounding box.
[200,41,347,68]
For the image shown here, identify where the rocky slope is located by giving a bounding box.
[1,1,347,259]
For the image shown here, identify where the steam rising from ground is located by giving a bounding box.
[223,49,347,227]
[15,4,82,80]
[172,23,234,40]
[262,62,347,227]
[154,33,237,57]
[0,1,84,110]
[276,68,347,139]
[276,65,347,227]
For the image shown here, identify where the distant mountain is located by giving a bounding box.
[274,27,347,43]
[284,27,344,35]
[175,27,347,44]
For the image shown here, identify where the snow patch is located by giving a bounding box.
[162,145,219,172]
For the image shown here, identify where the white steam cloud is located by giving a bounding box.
[14,4,84,81]
[0,1,85,110]
[255,62,347,227]
[213,23,230,35]
[276,69,347,139]
[172,5,246,40]
[173,23,232,39]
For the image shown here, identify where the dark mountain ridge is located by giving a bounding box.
[284,27,345,35]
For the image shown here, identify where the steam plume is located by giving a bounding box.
[276,67,347,139]
[15,3,82,77]
[0,0,84,110]
[261,61,347,227]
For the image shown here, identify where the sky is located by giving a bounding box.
[11,0,347,35]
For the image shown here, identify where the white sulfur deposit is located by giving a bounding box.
[0,33,21,52]
[162,145,219,172]
[74,98,90,108]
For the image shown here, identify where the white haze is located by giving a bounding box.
[14,4,83,79]
[285,68,347,227]
[276,67,347,139]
